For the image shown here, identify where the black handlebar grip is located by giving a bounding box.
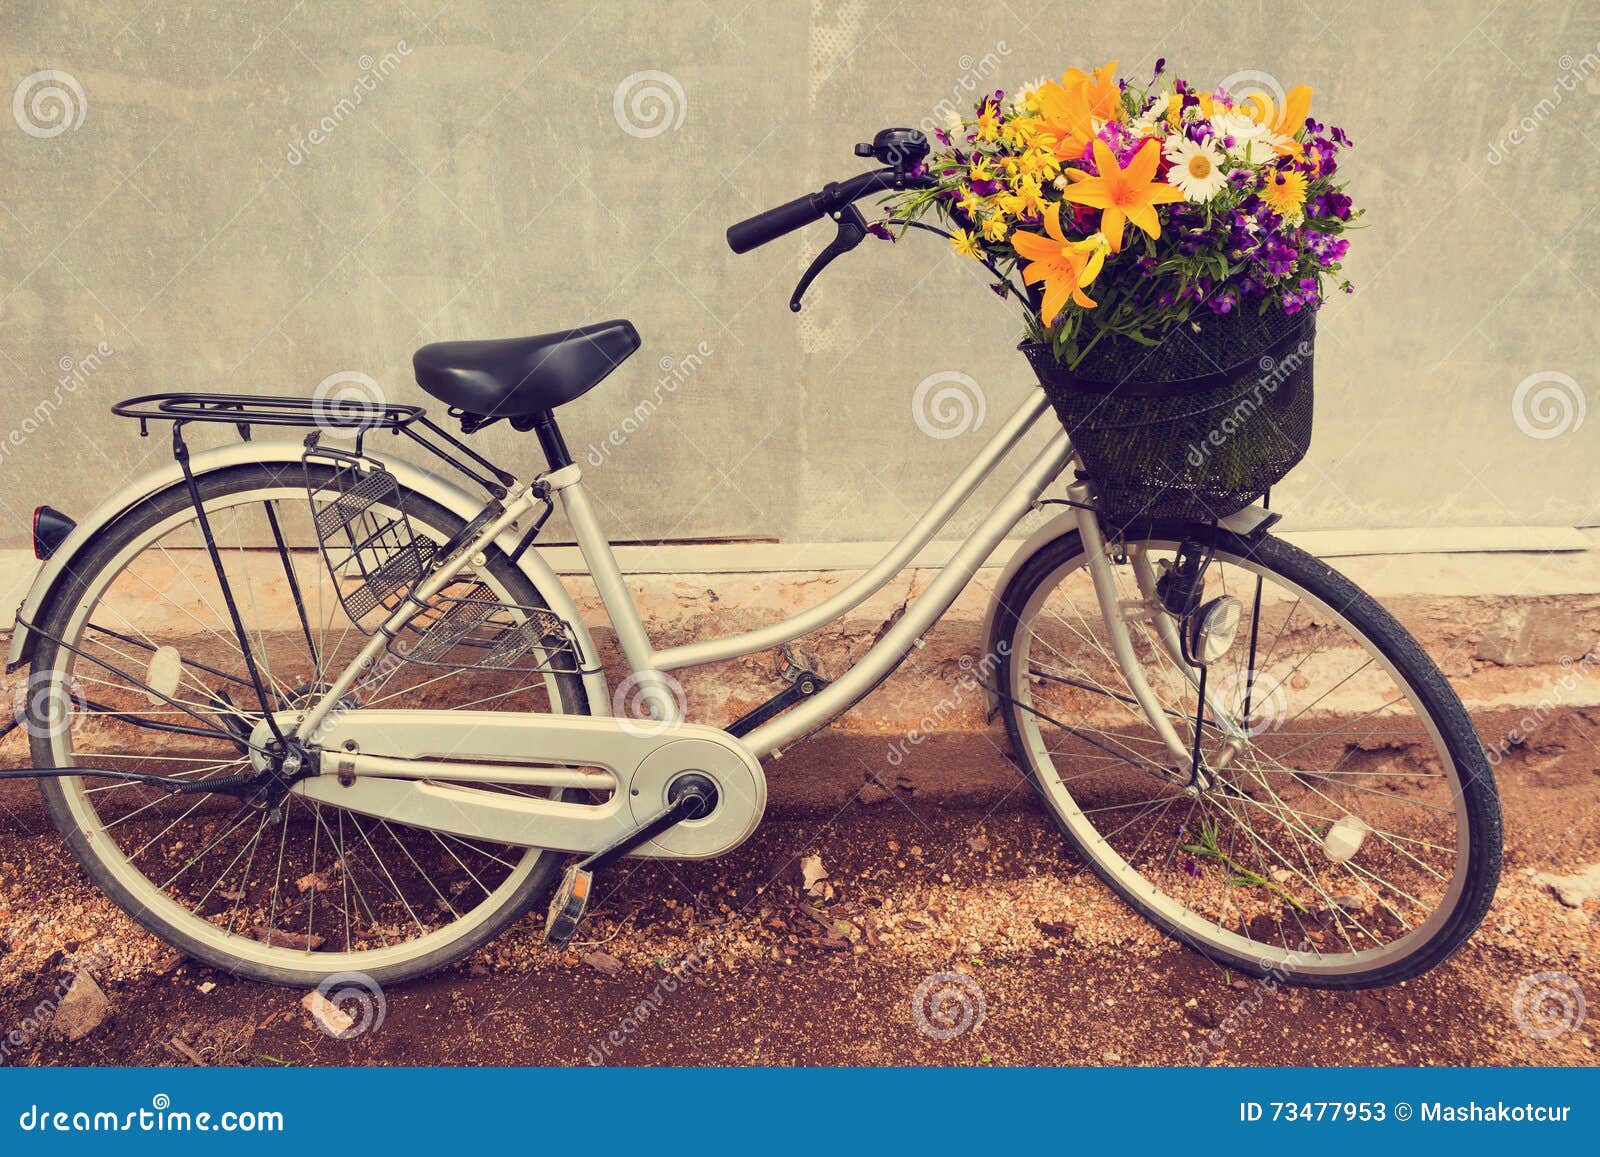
[726,191,827,254]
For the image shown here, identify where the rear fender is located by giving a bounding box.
[6,440,611,713]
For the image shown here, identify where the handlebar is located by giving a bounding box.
[726,169,913,254]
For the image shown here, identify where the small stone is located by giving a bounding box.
[51,971,110,1041]
[967,834,990,853]
[857,782,892,806]
[1533,864,1600,909]
[197,981,217,994]
[581,950,624,977]
[150,948,184,975]
[302,989,354,1037]
[252,928,325,951]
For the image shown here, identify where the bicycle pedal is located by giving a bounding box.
[776,644,829,689]
[543,864,593,949]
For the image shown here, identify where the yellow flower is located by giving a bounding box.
[1019,147,1061,181]
[976,106,1001,143]
[1010,202,1103,325]
[1261,168,1308,217]
[950,229,982,259]
[1009,175,1048,219]
[980,214,1009,243]
[1002,116,1040,148]
[969,157,995,183]
[1060,138,1187,253]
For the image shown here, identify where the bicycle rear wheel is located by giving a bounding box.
[995,524,1501,988]
[28,462,589,987]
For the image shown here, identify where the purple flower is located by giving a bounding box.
[1092,119,1143,166]
[1283,276,1322,314]
[1308,190,1353,221]
[1304,230,1349,266]
[866,220,896,242]
[1260,238,1297,278]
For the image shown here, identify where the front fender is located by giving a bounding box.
[6,440,611,713]
[978,503,1279,710]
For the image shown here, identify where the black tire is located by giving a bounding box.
[29,463,589,988]
[994,523,1502,989]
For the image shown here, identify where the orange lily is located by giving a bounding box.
[1060,138,1186,253]
[1032,60,1124,162]
[1239,84,1313,154]
[1010,202,1104,325]
[1061,61,1124,123]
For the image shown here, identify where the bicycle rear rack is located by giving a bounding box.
[112,391,516,496]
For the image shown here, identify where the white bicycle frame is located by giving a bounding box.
[290,385,1203,769]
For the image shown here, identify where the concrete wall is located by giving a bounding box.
[1,0,1596,552]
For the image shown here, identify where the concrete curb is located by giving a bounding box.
[3,540,1597,806]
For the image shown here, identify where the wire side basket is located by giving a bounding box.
[389,581,584,674]
[305,448,437,631]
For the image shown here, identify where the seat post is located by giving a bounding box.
[529,409,572,470]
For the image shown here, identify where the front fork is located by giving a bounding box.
[1066,481,1248,787]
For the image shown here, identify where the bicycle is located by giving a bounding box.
[6,129,1501,990]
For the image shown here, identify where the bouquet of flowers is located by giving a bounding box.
[882,60,1359,368]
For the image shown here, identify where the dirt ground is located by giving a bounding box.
[0,727,1596,1068]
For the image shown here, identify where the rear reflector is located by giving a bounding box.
[32,505,75,560]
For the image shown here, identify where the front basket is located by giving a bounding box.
[1024,308,1316,530]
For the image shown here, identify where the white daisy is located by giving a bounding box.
[1209,112,1272,163]
[1163,137,1228,203]
[1130,91,1171,136]
[1009,76,1046,115]
[940,106,965,136]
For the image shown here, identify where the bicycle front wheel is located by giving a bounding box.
[27,462,589,987]
[995,524,1501,988]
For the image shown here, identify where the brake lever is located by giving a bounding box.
[789,203,868,312]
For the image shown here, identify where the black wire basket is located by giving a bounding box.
[1023,307,1316,531]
